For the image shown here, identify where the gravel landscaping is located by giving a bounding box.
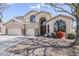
[5,37,79,56]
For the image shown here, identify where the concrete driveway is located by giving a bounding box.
[0,35,27,56]
[0,36,75,56]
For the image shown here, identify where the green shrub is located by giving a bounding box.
[67,33,76,39]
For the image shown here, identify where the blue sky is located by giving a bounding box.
[2,3,72,21]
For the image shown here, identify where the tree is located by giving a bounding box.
[45,3,79,46]
[0,3,8,22]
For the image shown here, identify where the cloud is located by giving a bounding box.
[6,3,15,6]
[30,3,51,9]
[30,4,41,9]
[7,3,12,5]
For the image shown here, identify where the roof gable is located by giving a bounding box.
[35,11,52,16]
[4,18,25,26]
[47,15,73,22]
[25,10,39,16]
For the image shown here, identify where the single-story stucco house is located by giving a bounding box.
[0,10,76,36]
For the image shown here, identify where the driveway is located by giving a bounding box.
[0,35,27,56]
[5,37,75,56]
[0,36,75,56]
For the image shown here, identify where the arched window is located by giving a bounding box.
[40,17,46,26]
[54,20,66,32]
[30,15,36,23]
[41,20,46,26]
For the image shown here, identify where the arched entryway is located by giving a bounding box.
[54,20,66,32]
[40,17,46,35]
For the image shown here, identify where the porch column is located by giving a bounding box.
[46,24,48,35]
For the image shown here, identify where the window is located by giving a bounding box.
[41,20,46,26]
[40,17,46,26]
[54,20,66,32]
[30,15,36,23]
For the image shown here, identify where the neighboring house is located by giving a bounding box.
[0,19,5,34]
[1,10,75,36]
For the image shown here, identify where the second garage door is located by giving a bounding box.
[26,29,35,36]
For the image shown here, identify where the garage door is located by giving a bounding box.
[26,29,35,36]
[7,29,22,35]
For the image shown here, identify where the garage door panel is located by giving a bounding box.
[7,29,21,35]
[26,29,35,36]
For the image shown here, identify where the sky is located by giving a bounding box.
[2,3,72,22]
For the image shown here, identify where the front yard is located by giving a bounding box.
[5,37,79,56]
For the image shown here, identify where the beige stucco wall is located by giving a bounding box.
[47,16,75,34]
[5,20,24,29]
[23,11,39,23]
[36,12,52,23]
[25,23,39,36]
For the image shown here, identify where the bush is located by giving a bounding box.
[67,33,76,39]
[56,31,65,38]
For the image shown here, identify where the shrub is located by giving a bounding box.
[56,31,65,38]
[67,33,76,39]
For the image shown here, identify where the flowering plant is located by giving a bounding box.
[56,31,65,38]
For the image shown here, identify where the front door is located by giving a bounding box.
[23,29,26,35]
[40,26,46,35]
[40,17,46,35]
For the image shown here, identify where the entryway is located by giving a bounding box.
[40,17,46,35]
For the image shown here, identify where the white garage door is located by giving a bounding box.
[26,29,35,36]
[7,29,22,35]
